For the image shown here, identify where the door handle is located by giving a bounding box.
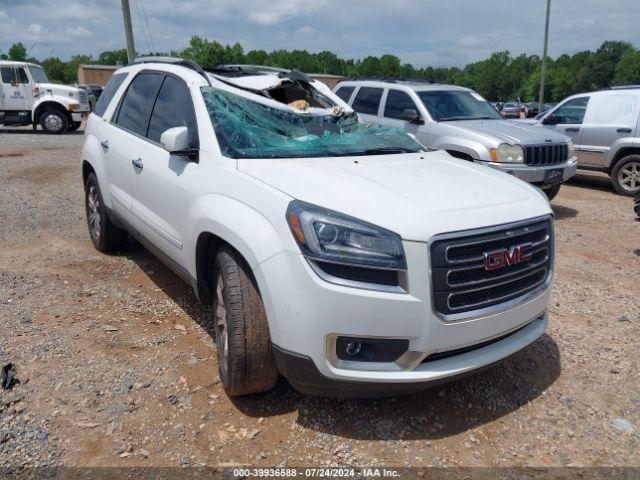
[617,128,632,134]
[100,140,109,151]
[131,158,143,170]
[565,127,580,132]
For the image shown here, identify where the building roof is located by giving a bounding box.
[78,64,120,70]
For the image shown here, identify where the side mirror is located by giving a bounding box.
[542,114,560,125]
[160,126,198,162]
[403,108,423,125]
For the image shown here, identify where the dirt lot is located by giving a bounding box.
[0,128,639,470]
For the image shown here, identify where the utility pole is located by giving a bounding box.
[538,0,551,113]
[121,0,136,64]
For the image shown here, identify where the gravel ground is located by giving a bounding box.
[0,127,639,470]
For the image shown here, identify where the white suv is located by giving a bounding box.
[82,58,554,397]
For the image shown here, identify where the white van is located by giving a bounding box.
[0,60,90,133]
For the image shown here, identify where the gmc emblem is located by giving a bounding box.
[484,243,533,271]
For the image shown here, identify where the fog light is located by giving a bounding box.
[336,336,409,362]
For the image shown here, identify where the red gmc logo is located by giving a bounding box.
[484,243,533,271]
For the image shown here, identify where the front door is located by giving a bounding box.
[378,89,425,142]
[540,96,589,163]
[130,74,200,268]
[0,66,32,111]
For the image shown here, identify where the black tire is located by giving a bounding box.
[611,155,640,196]
[68,121,82,131]
[39,109,69,134]
[543,183,561,201]
[84,173,126,252]
[213,246,278,396]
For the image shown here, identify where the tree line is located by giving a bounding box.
[3,36,640,102]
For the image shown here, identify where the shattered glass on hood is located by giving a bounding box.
[202,87,424,159]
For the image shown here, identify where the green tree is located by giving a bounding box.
[8,42,27,61]
[613,48,640,85]
[98,49,128,65]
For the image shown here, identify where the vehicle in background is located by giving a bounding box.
[501,102,521,118]
[76,84,104,110]
[527,86,640,195]
[526,102,539,118]
[334,80,578,200]
[82,58,555,398]
[0,60,90,133]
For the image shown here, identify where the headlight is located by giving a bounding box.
[286,200,406,270]
[567,140,574,158]
[490,143,524,163]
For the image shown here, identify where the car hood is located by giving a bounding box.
[37,83,83,97]
[446,119,568,145]
[238,151,552,241]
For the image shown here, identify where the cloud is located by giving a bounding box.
[27,23,42,34]
[0,0,639,67]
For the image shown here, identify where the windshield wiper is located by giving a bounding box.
[332,148,421,157]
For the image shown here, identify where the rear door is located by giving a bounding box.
[578,92,640,169]
[105,72,164,225]
[351,86,383,124]
[130,74,200,268]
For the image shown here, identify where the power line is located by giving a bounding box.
[139,0,156,53]
[132,0,152,54]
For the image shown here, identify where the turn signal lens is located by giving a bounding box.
[68,103,79,110]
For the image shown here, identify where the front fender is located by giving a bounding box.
[189,194,289,274]
[32,95,74,114]
[432,136,488,161]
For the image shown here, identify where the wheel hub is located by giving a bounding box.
[87,186,101,241]
[619,162,640,192]
[215,273,229,376]
[44,113,63,132]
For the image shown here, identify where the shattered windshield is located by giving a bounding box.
[201,87,424,159]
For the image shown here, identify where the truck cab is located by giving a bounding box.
[0,60,90,133]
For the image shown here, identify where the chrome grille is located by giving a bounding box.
[523,144,567,166]
[78,90,88,103]
[430,218,553,316]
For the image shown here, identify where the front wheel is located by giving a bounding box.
[611,155,640,196]
[213,247,278,396]
[40,109,68,134]
[542,183,561,201]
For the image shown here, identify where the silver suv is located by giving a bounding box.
[529,86,640,196]
[334,80,577,200]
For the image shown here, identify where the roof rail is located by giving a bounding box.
[212,64,313,84]
[609,85,640,90]
[351,76,433,84]
[216,64,290,74]
[133,56,210,86]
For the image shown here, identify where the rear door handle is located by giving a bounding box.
[100,140,109,151]
[617,128,632,133]
[131,158,143,170]
[565,127,580,132]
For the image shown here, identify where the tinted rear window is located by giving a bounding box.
[335,86,355,103]
[115,73,163,136]
[95,72,128,117]
[352,87,383,115]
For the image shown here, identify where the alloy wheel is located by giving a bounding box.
[215,273,229,377]
[87,185,101,242]
[619,161,640,193]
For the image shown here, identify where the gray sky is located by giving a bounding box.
[1,0,639,67]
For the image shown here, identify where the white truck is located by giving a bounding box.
[0,60,90,134]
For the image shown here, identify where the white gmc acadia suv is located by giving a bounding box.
[81,58,555,398]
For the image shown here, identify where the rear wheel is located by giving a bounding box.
[40,109,68,134]
[542,183,561,201]
[213,247,278,396]
[611,155,640,196]
[84,173,126,252]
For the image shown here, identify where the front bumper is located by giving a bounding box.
[479,156,578,184]
[254,237,551,396]
[71,111,88,122]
